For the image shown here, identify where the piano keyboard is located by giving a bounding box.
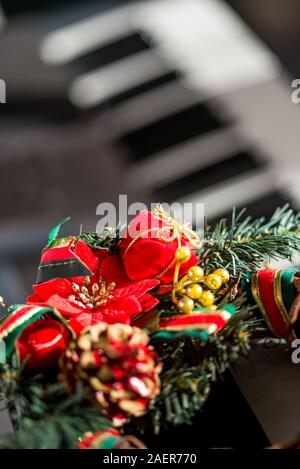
[0,0,299,293]
[39,0,300,225]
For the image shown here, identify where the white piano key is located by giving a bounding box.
[175,169,276,222]
[109,80,202,134]
[127,128,244,189]
[135,0,280,94]
[40,3,136,65]
[68,50,169,109]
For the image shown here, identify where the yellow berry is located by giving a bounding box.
[186,284,203,300]
[175,246,191,263]
[187,266,204,282]
[205,273,222,290]
[199,290,215,307]
[214,268,230,283]
[177,297,194,314]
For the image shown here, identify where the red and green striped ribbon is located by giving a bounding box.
[0,304,74,358]
[246,269,298,338]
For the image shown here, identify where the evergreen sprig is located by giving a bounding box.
[79,226,122,252]
[0,366,111,449]
[128,307,253,435]
[200,204,300,277]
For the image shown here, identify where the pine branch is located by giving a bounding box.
[0,367,111,449]
[79,226,122,252]
[128,308,253,435]
[200,204,300,277]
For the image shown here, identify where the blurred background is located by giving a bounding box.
[1,0,300,303]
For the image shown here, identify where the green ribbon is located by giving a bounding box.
[151,329,210,342]
[99,436,120,449]
[280,268,298,313]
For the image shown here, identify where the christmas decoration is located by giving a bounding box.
[118,206,200,284]
[171,263,230,313]
[0,203,300,449]
[243,268,299,340]
[16,319,71,372]
[59,323,161,427]
[76,430,146,449]
[27,242,159,334]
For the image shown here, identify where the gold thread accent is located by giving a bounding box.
[123,228,159,259]
[274,270,297,340]
[38,259,77,269]
[123,204,200,259]
[153,204,201,247]
[155,257,176,280]
[122,205,201,308]
[251,272,276,336]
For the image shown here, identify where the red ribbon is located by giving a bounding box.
[257,270,286,337]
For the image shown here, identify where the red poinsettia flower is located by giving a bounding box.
[27,276,159,335]
[27,236,160,334]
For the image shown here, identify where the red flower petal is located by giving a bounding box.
[106,296,142,317]
[138,293,159,312]
[69,313,92,334]
[45,294,82,317]
[26,293,43,303]
[33,278,73,302]
[69,309,131,335]
[113,279,159,300]
[94,309,131,325]
[100,254,130,285]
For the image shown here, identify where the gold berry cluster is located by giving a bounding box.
[173,246,230,314]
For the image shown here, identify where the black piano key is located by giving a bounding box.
[120,102,226,161]
[209,190,294,226]
[94,71,179,109]
[0,97,79,123]
[70,32,151,72]
[2,0,132,16]
[153,151,265,202]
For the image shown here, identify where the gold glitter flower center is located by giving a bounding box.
[68,277,115,310]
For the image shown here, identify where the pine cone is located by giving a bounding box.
[77,430,147,449]
[59,322,161,426]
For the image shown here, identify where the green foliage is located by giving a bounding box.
[2,205,298,446]
[79,226,122,252]
[0,365,111,449]
[128,305,254,435]
[200,204,300,277]
[47,217,71,248]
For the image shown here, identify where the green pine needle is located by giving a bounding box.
[0,369,111,449]
[200,204,300,276]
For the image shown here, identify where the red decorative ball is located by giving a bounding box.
[16,319,70,372]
